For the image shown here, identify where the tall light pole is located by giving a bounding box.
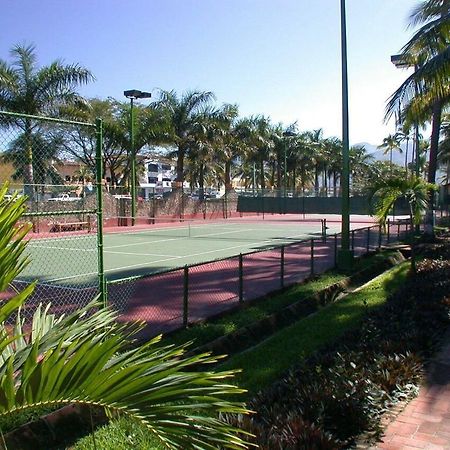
[337,0,353,269]
[390,55,420,178]
[124,89,151,225]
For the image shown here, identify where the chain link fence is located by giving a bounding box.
[0,111,104,323]
[106,220,413,339]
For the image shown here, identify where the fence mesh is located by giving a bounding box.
[0,111,100,322]
[103,223,412,340]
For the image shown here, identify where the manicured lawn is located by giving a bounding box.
[69,416,165,450]
[219,261,410,396]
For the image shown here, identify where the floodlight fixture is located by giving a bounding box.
[124,89,152,100]
[124,88,152,225]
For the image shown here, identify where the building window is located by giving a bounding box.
[148,176,158,184]
[148,163,158,172]
[161,164,171,171]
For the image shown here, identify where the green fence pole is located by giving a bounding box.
[334,233,338,267]
[95,118,106,308]
[183,265,189,327]
[238,253,244,303]
[310,239,314,276]
[351,230,355,251]
[387,219,391,244]
[280,245,285,289]
[130,98,137,226]
[366,227,370,252]
[378,224,382,249]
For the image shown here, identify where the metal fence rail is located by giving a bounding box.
[106,220,413,339]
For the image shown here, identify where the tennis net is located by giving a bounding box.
[102,215,330,243]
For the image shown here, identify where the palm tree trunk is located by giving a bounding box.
[260,159,265,191]
[314,168,319,196]
[199,163,204,201]
[224,160,232,191]
[405,138,409,175]
[425,100,443,235]
[175,145,186,188]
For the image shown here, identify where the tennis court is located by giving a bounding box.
[19,214,375,286]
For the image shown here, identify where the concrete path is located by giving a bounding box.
[372,330,450,449]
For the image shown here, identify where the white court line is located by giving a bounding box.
[27,244,96,252]
[104,250,181,258]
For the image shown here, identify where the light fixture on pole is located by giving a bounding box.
[337,0,353,269]
[124,89,152,226]
[390,54,420,177]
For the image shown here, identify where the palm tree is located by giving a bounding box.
[350,144,374,195]
[0,182,251,449]
[369,175,436,271]
[154,90,215,188]
[303,129,325,196]
[214,104,242,192]
[385,0,450,231]
[378,134,403,172]
[0,44,94,198]
[248,115,273,192]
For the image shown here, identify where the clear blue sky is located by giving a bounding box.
[1,0,418,145]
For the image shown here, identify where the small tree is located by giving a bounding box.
[369,175,437,271]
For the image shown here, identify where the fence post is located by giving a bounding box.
[238,253,244,303]
[334,234,338,267]
[366,227,370,253]
[322,218,327,242]
[183,265,189,327]
[95,118,107,308]
[280,245,285,289]
[387,218,391,244]
[397,221,400,239]
[378,224,382,249]
[310,239,314,276]
[351,230,355,251]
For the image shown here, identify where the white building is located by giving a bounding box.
[138,159,176,199]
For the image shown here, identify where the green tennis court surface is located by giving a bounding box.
[19,216,374,286]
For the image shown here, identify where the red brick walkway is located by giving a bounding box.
[372,332,450,449]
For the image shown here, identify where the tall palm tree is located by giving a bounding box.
[303,129,325,196]
[154,90,215,188]
[378,134,403,172]
[248,115,273,191]
[385,0,450,231]
[215,104,242,192]
[0,44,94,197]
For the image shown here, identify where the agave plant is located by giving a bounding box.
[0,183,252,449]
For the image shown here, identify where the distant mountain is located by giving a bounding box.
[354,142,407,166]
